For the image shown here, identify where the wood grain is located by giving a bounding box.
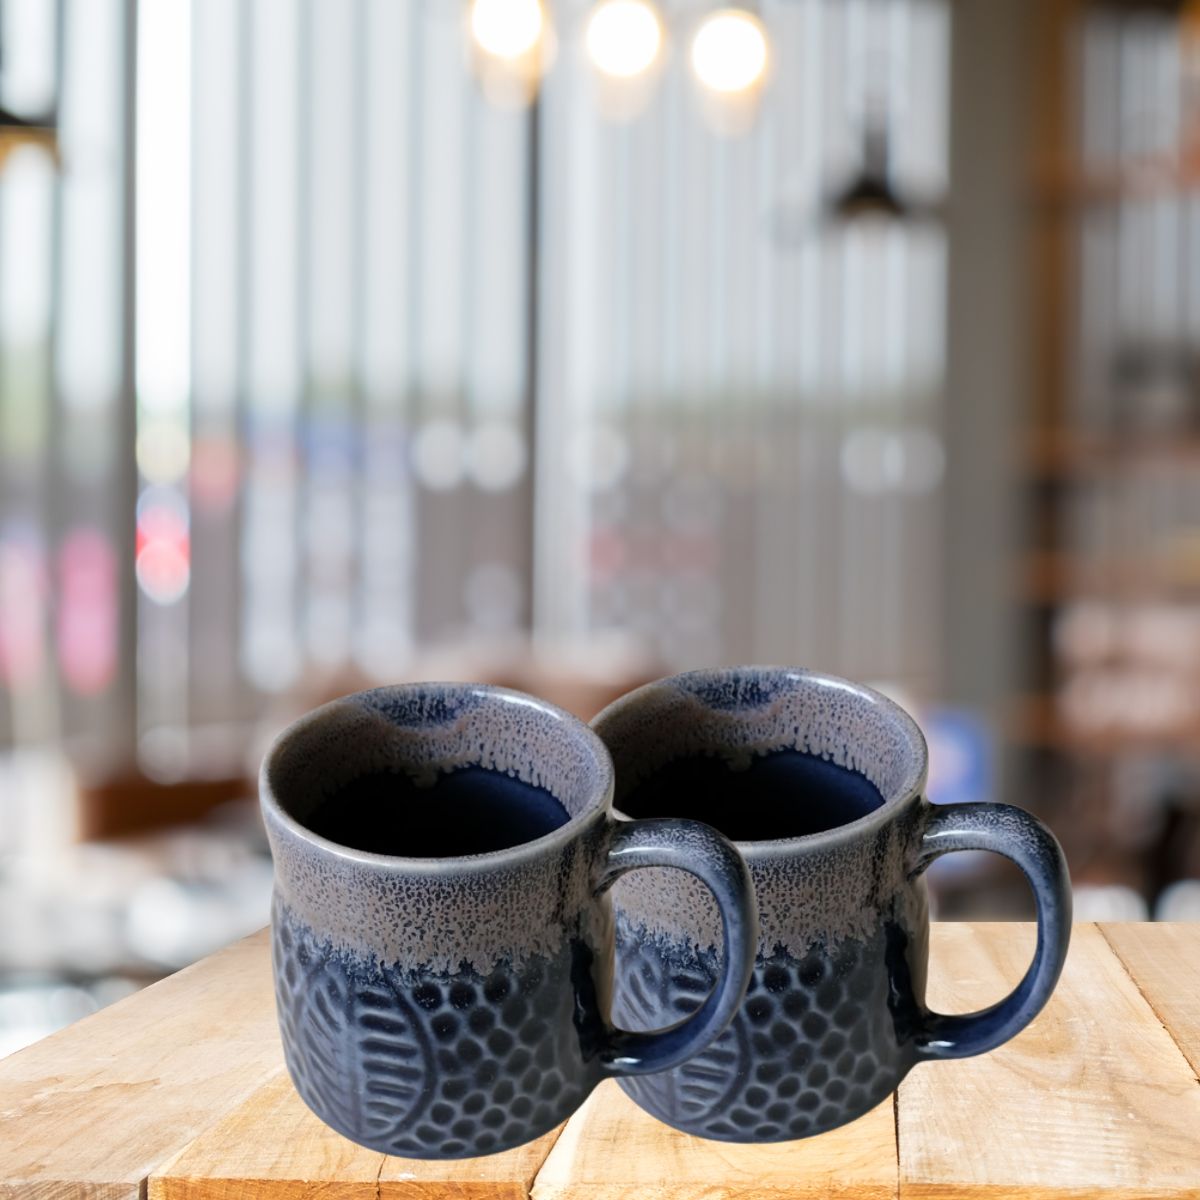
[532,1077,897,1200]
[1101,923,1200,1081]
[0,928,283,1200]
[151,1071,563,1200]
[7,923,1200,1199]
[149,1074,383,1200]
[897,922,1200,1199]
[377,1121,563,1200]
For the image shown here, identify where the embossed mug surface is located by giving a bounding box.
[593,667,1072,1144]
[260,683,758,1159]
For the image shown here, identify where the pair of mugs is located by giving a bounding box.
[261,667,1071,1160]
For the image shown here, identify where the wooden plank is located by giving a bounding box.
[898,923,1200,1199]
[151,1072,563,1200]
[377,1120,563,1200]
[532,1077,897,1200]
[149,1074,383,1200]
[10,922,1200,1200]
[1101,923,1200,1081]
[0,928,283,1200]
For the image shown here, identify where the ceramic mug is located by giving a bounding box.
[260,682,758,1159]
[593,667,1071,1143]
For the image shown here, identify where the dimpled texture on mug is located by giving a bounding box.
[612,921,922,1141]
[598,667,931,1140]
[273,904,605,1159]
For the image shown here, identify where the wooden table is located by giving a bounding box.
[2,923,1198,1199]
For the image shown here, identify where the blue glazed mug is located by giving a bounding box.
[260,682,758,1159]
[593,667,1071,1143]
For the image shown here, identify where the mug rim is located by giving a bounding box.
[595,666,928,859]
[259,681,616,875]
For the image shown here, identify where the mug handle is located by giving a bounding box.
[593,817,758,1076]
[911,802,1072,1059]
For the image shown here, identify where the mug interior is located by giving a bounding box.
[263,683,612,858]
[598,668,926,844]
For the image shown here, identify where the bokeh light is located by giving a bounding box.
[691,8,768,94]
[135,487,190,605]
[136,419,190,485]
[57,528,117,696]
[586,0,662,79]
[470,0,544,60]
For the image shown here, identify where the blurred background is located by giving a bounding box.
[1,0,1199,1055]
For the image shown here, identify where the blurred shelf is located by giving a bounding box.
[1031,153,1200,206]
[76,771,253,840]
[1018,550,1200,602]
[1023,429,1200,478]
[1009,693,1200,755]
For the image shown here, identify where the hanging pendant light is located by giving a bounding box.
[830,117,907,222]
[0,11,58,170]
[0,103,57,169]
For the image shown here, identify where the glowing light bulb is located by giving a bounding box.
[691,8,768,94]
[470,0,544,60]
[586,0,662,79]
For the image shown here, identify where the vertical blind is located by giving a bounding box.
[538,0,948,681]
[0,0,949,784]
[0,0,130,770]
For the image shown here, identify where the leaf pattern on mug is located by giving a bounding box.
[272,917,432,1148]
[272,909,602,1158]
[272,917,367,1137]
[612,940,747,1125]
[354,976,433,1142]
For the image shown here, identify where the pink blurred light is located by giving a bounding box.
[136,490,191,605]
[57,528,118,695]
[136,541,190,605]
